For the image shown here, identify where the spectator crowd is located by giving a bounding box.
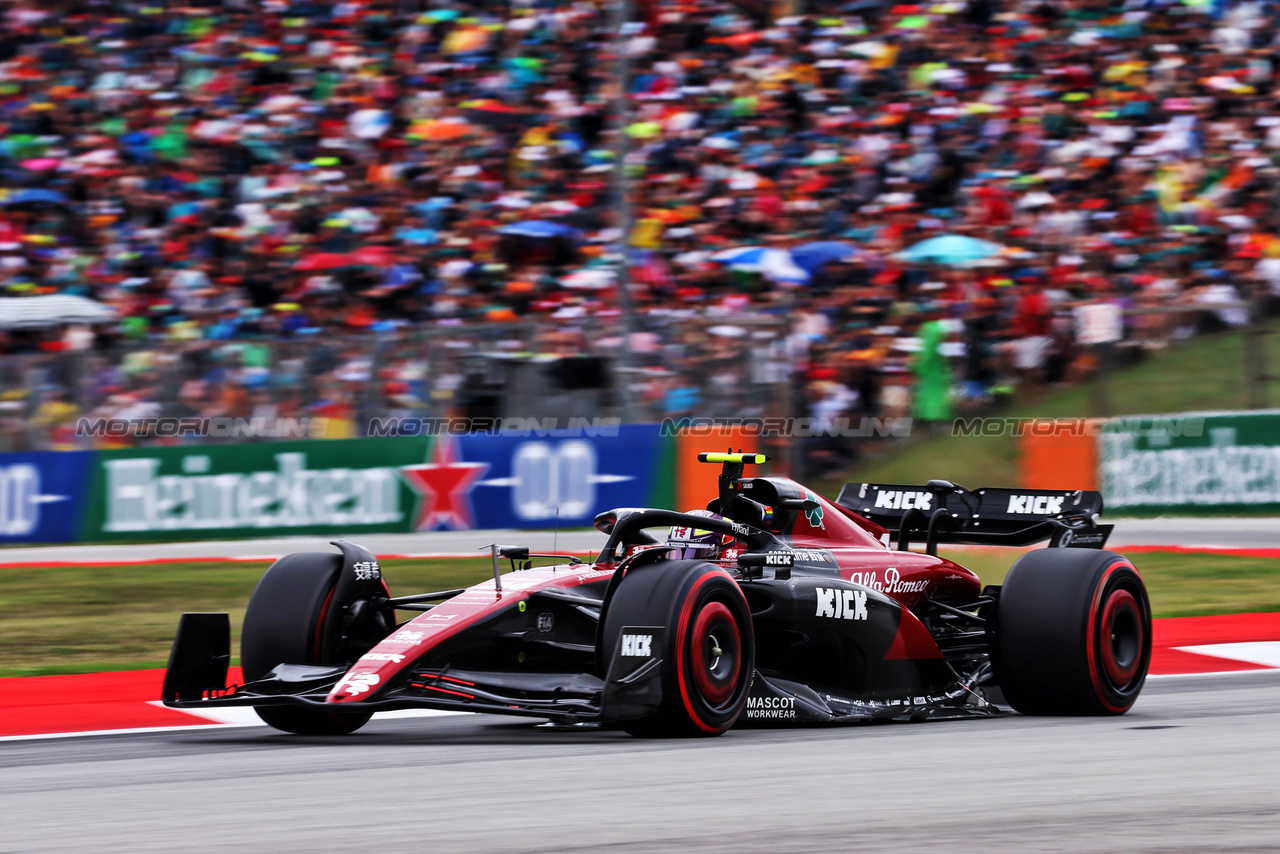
[2,0,1280,452]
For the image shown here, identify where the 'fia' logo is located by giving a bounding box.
[621,634,653,657]
[816,587,868,620]
[1006,494,1065,515]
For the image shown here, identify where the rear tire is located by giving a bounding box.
[994,549,1151,715]
[602,560,754,737]
[241,552,374,735]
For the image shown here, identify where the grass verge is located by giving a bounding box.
[0,557,496,677]
[941,548,1280,619]
[3,550,1276,676]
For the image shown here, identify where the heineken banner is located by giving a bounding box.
[61,429,676,543]
[84,438,431,541]
[1100,411,1280,513]
[0,427,691,544]
[0,451,94,544]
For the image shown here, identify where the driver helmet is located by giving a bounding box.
[667,509,733,560]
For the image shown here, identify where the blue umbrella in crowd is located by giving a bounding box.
[496,220,584,241]
[1,188,70,207]
[711,246,810,284]
[790,241,860,274]
[895,234,1006,266]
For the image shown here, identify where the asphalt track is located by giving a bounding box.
[3,672,1280,853]
[4,518,1279,852]
[2,515,1278,564]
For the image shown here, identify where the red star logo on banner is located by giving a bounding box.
[399,436,489,531]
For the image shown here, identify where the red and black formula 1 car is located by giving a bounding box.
[163,452,1152,736]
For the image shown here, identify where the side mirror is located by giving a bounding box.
[780,497,821,514]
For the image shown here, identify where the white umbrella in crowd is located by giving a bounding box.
[0,294,117,329]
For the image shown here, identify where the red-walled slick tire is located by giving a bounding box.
[602,559,755,737]
[994,549,1151,715]
[241,552,375,735]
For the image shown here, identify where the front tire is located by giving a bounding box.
[602,560,754,737]
[241,552,375,735]
[994,549,1151,715]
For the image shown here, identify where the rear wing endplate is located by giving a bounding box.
[835,481,1112,554]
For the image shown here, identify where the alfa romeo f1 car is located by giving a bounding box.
[163,452,1152,736]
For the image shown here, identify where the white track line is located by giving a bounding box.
[0,722,257,742]
[146,702,266,727]
[1173,641,1280,669]
[1148,667,1280,680]
[1,707,464,743]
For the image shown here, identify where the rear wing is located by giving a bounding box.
[835,481,1112,554]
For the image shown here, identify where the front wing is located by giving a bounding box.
[162,611,653,724]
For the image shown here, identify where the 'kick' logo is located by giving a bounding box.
[816,588,868,620]
[621,634,653,657]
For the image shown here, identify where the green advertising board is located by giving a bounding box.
[1099,411,1280,513]
[83,437,432,541]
